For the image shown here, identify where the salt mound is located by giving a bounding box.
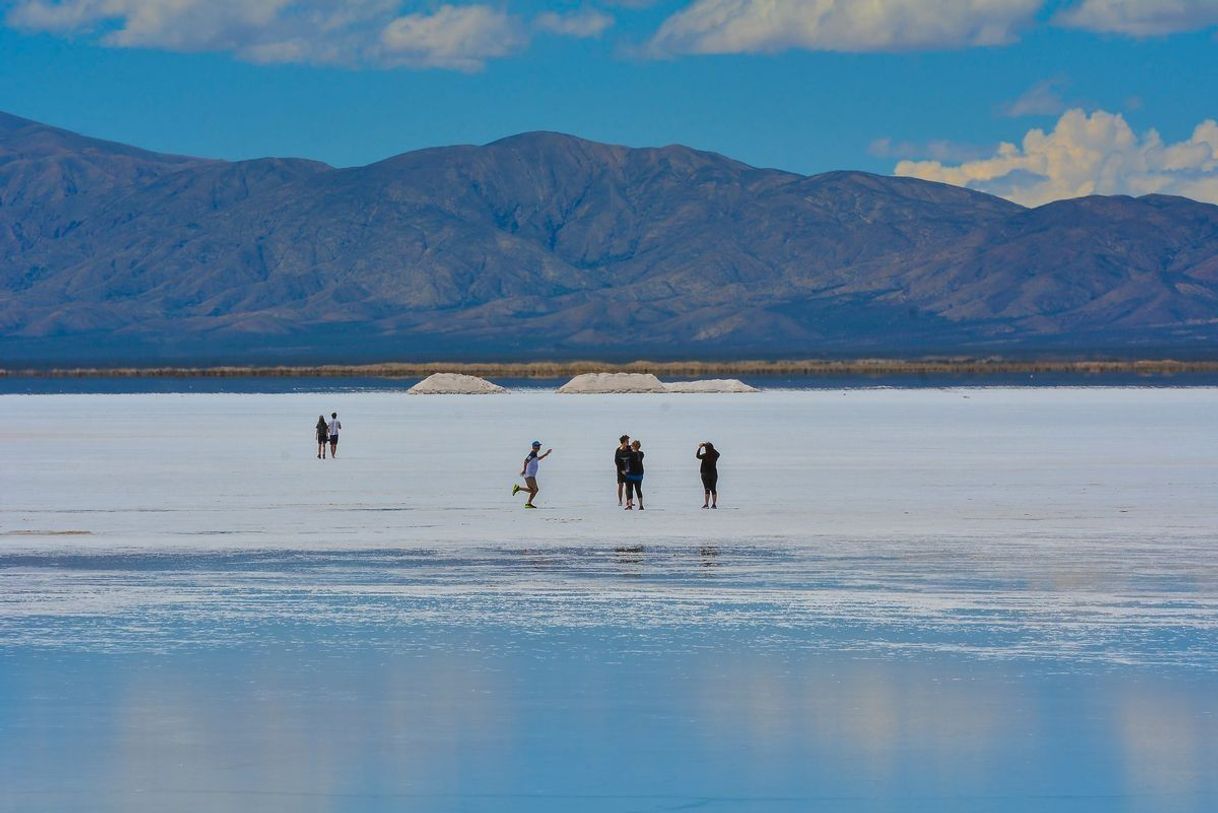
[408,373,507,394]
[558,373,666,394]
[663,379,760,393]
[557,373,760,393]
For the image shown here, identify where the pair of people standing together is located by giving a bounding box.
[615,435,646,510]
[314,412,341,459]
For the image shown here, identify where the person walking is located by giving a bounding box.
[512,441,552,508]
[315,415,329,459]
[697,442,720,508]
[327,412,342,458]
[614,435,632,506]
[625,439,645,510]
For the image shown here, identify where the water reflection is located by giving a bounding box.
[3,643,1216,812]
[4,538,1218,811]
[4,544,1215,667]
[1116,684,1211,802]
[612,545,645,577]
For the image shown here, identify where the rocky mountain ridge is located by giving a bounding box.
[2,111,1217,364]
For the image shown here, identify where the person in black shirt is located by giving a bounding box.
[315,415,329,459]
[614,434,632,506]
[697,442,720,508]
[625,439,645,510]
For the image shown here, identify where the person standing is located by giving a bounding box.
[315,415,329,459]
[697,442,720,508]
[327,412,342,458]
[614,435,632,506]
[513,441,552,508]
[625,439,645,510]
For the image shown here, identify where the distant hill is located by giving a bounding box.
[2,111,1217,365]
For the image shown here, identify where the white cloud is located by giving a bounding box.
[5,1,531,70]
[893,109,1218,206]
[648,0,1043,55]
[535,8,614,39]
[1056,0,1218,36]
[379,5,527,71]
[9,0,293,50]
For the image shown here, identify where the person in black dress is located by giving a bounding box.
[697,442,720,508]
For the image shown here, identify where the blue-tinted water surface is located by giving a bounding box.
[2,547,1216,813]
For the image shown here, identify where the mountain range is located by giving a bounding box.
[2,110,1218,365]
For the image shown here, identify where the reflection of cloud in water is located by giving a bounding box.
[1117,685,1210,803]
[101,652,508,811]
[695,657,1020,787]
[5,648,1218,810]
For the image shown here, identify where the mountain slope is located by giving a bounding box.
[2,115,1217,364]
[0,112,213,266]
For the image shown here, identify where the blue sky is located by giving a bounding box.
[2,1,1217,204]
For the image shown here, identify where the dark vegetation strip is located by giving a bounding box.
[5,359,1218,379]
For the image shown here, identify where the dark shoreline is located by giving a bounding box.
[5,359,1218,379]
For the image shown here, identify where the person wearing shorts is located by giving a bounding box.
[316,415,329,459]
[327,412,342,457]
[614,435,632,505]
[513,441,552,508]
[697,441,720,508]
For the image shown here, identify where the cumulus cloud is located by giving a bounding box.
[4,1,533,70]
[893,109,1218,207]
[1055,0,1218,36]
[647,0,1043,55]
[535,8,614,38]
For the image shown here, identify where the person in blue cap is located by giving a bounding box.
[512,441,552,508]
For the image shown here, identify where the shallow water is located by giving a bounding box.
[2,390,1217,811]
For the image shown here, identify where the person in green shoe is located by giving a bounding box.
[513,441,552,508]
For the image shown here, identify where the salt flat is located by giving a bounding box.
[5,387,1218,547]
[3,388,1217,666]
[3,388,1217,812]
